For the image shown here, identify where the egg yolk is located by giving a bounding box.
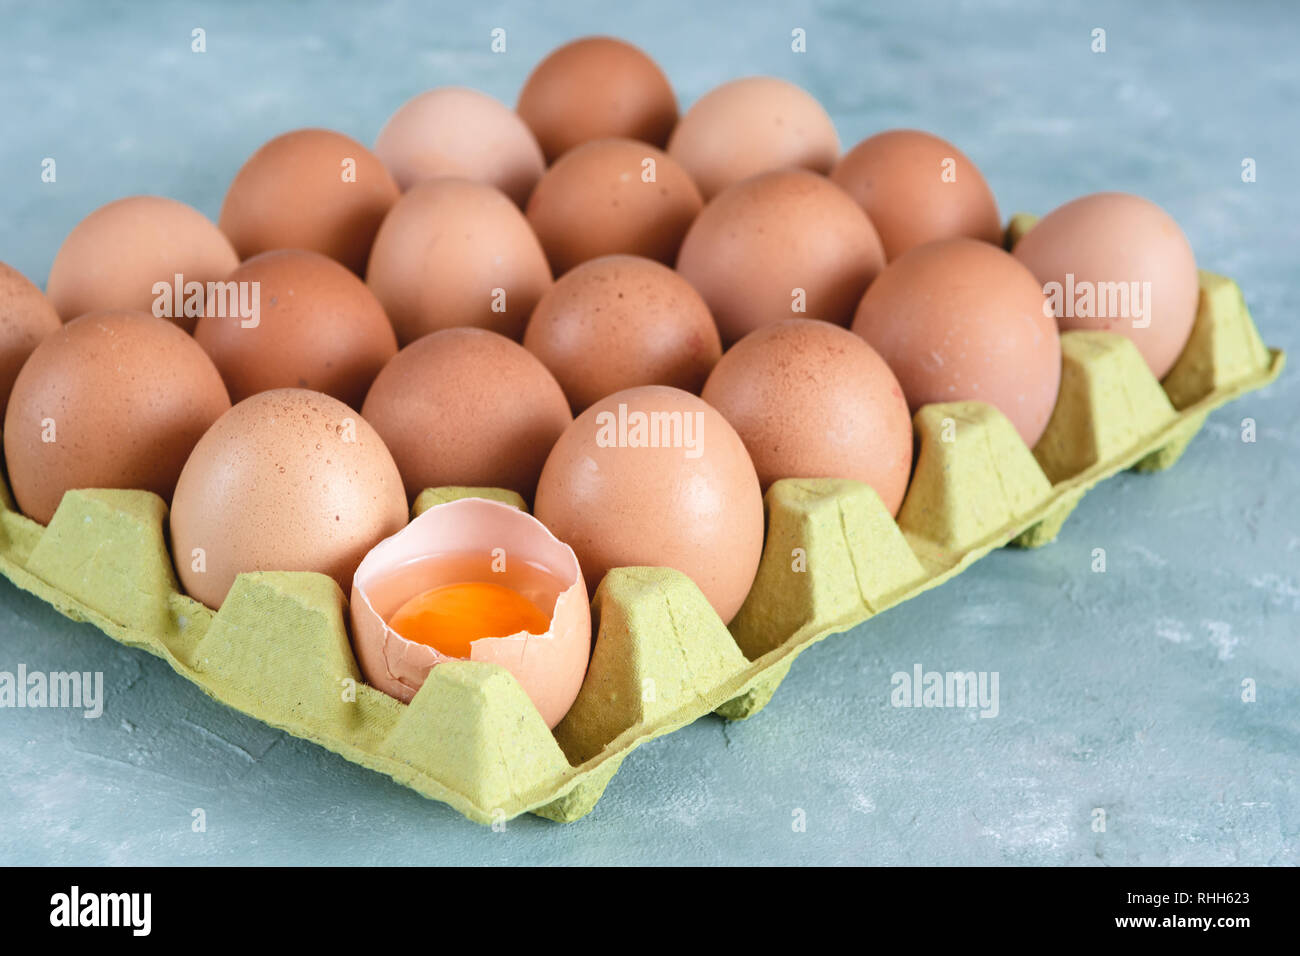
[387,581,550,659]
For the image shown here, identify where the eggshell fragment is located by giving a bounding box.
[526,138,703,275]
[701,320,913,512]
[667,77,839,200]
[676,169,885,345]
[350,497,591,728]
[517,36,677,163]
[193,249,397,408]
[4,311,231,524]
[361,328,572,502]
[0,261,62,420]
[366,178,552,343]
[1012,192,1199,379]
[852,238,1062,448]
[831,129,1003,261]
[534,385,764,623]
[523,255,721,412]
[169,388,408,609]
[45,196,238,330]
[375,87,545,205]
[219,128,399,274]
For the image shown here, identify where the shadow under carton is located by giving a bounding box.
[0,220,1283,824]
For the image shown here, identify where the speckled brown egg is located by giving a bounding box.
[525,138,702,276]
[45,196,238,330]
[361,328,572,502]
[831,129,1003,261]
[0,261,62,420]
[852,238,1062,448]
[219,128,399,274]
[676,169,885,345]
[374,87,546,206]
[193,249,397,408]
[533,385,763,623]
[517,36,678,163]
[701,319,913,511]
[169,388,408,609]
[1012,192,1199,379]
[366,178,552,343]
[523,255,721,412]
[3,311,231,524]
[667,77,839,200]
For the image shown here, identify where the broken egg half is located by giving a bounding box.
[349,497,591,729]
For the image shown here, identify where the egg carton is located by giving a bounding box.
[0,219,1284,824]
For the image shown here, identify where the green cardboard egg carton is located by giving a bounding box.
[0,215,1284,824]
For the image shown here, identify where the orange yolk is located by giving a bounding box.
[387,581,551,659]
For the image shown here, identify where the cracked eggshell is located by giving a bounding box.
[349,497,591,729]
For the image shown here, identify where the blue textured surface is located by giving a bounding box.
[0,0,1295,865]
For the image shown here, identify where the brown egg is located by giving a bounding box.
[852,239,1061,448]
[361,328,572,502]
[169,388,407,609]
[831,129,1002,261]
[0,262,62,420]
[1012,192,1199,379]
[193,249,397,408]
[517,36,677,163]
[667,77,839,200]
[534,385,763,623]
[526,138,702,275]
[374,87,546,205]
[3,311,231,524]
[45,196,238,330]
[366,178,552,343]
[219,129,399,274]
[523,255,721,412]
[676,169,885,345]
[701,320,913,512]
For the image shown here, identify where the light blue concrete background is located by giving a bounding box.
[0,0,1295,865]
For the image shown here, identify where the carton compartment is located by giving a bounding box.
[0,233,1284,824]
